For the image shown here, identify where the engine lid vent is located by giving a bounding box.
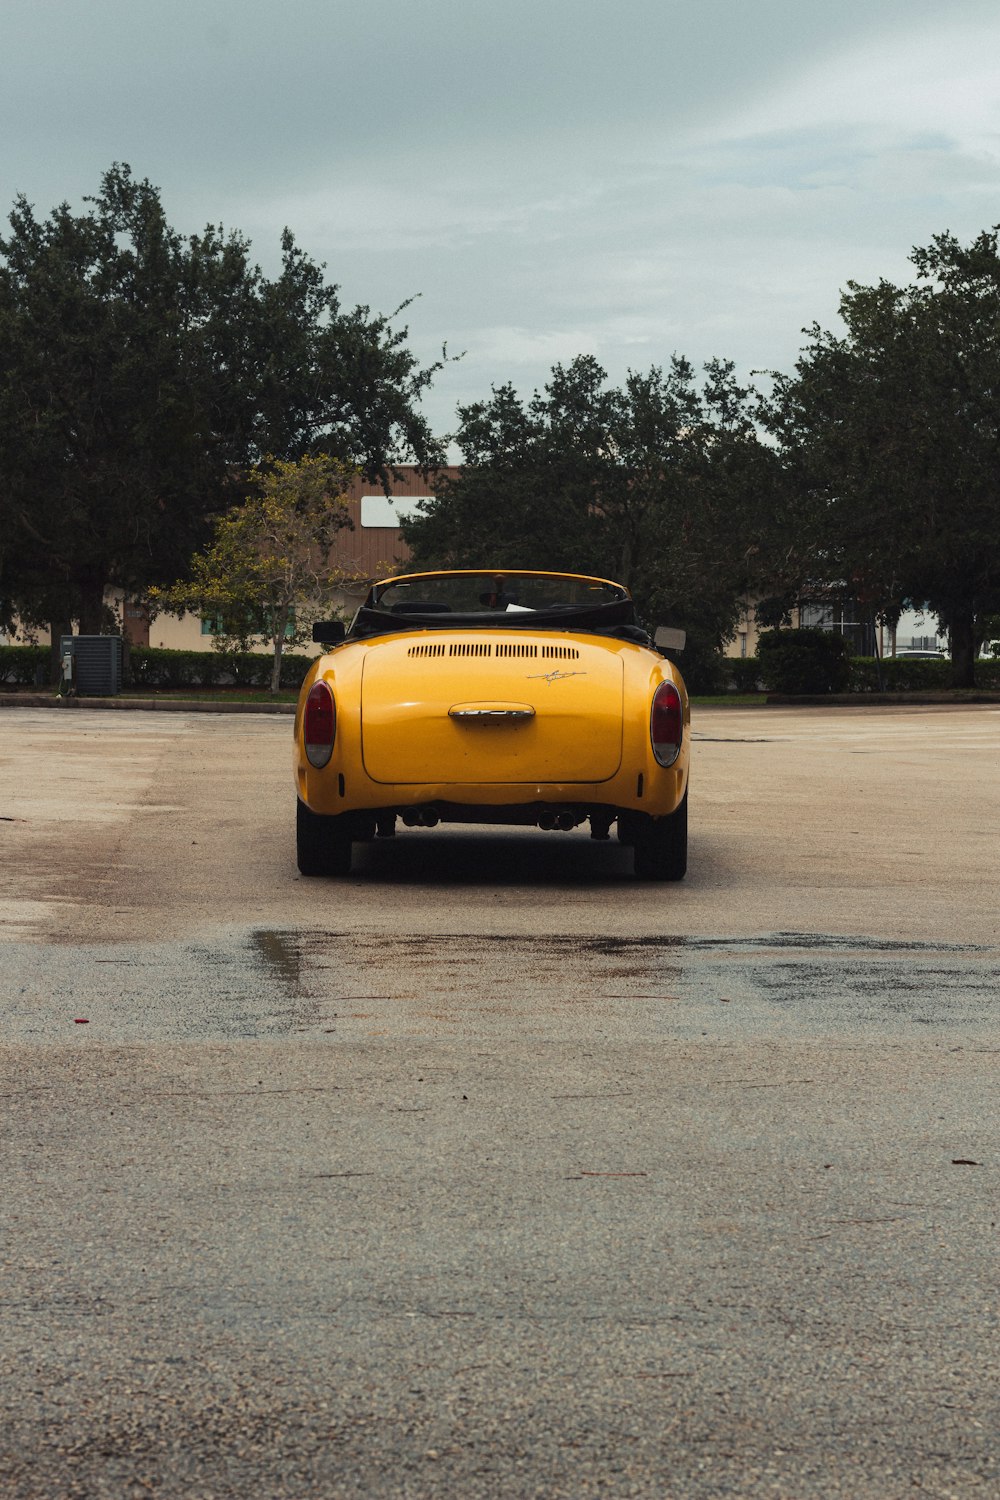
[448,642,492,657]
[405,641,581,661]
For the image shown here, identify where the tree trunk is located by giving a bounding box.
[948,608,976,688]
[77,578,106,636]
[270,612,287,695]
[870,611,884,691]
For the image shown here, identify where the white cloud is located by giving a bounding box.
[224,175,606,259]
[703,20,1000,157]
[471,326,601,368]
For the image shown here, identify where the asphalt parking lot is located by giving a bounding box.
[1,703,998,1498]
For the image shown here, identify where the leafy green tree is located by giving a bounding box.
[763,229,1000,686]
[403,354,780,672]
[0,165,228,645]
[0,164,445,666]
[153,454,353,693]
[195,225,447,478]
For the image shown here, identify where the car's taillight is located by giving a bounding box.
[650,680,683,767]
[304,681,336,768]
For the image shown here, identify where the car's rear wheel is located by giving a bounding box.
[296,798,352,876]
[633,791,687,881]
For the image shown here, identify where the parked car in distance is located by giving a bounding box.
[294,570,690,880]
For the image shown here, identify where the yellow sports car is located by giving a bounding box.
[294,570,690,879]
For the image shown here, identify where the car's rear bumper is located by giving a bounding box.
[295,762,688,822]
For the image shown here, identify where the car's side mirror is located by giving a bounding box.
[312,620,346,645]
[654,626,686,652]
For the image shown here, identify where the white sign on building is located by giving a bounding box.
[359,495,430,528]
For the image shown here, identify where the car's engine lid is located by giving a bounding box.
[360,634,625,785]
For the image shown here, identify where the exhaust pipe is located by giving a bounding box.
[401,806,440,828]
[538,810,578,832]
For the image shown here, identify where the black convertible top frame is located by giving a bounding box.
[349,598,648,644]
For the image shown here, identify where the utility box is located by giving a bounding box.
[60,635,123,697]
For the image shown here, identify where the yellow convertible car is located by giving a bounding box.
[294,570,689,879]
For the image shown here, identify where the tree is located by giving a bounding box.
[0,164,446,663]
[0,164,231,646]
[763,229,1000,686]
[153,454,353,693]
[402,354,780,675]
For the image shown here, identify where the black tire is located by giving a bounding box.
[633,790,688,881]
[296,798,352,876]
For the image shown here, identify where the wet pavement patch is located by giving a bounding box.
[251,928,303,990]
[1,930,997,1045]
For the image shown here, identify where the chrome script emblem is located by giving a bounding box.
[526,669,587,684]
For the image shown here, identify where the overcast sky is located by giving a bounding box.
[3,0,1000,444]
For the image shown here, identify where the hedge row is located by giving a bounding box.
[755,628,853,693]
[849,655,1000,691]
[725,658,765,693]
[6,638,1000,697]
[723,641,1000,694]
[0,643,315,690]
[127,646,315,690]
[0,645,49,684]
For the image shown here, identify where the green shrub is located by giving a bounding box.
[0,644,50,686]
[726,657,762,693]
[849,656,949,691]
[756,628,852,694]
[275,653,313,689]
[671,637,727,695]
[126,646,313,691]
[976,658,1000,689]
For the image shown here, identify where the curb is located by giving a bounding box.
[764,692,1000,706]
[0,693,295,715]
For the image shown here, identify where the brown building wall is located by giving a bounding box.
[330,466,460,581]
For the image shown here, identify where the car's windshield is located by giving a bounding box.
[372,572,628,615]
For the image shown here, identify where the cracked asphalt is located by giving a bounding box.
[1,703,998,1498]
